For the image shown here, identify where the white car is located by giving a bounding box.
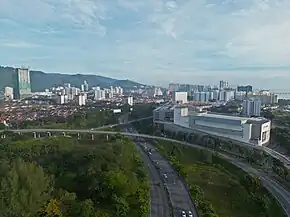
[163,173,168,179]
[188,211,193,217]
[181,211,186,217]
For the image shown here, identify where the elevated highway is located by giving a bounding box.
[155,120,290,169]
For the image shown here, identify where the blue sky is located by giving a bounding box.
[0,0,290,89]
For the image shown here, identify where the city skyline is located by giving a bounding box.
[0,0,290,88]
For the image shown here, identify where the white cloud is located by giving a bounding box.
[0,40,40,48]
[0,0,107,35]
[0,0,290,88]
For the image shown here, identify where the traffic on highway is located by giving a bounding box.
[126,127,198,217]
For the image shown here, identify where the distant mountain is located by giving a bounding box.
[0,66,144,91]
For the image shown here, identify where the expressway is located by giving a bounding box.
[133,135,170,217]
[90,116,152,130]
[2,128,290,216]
[127,127,198,217]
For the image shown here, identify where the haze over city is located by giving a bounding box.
[0,0,290,89]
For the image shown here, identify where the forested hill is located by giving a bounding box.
[0,66,144,91]
[0,135,149,217]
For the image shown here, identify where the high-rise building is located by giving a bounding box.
[219,80,229,90]
[4,87,14,100]
[78,93,87,106]
[126,96,134,106]
[64,83,71,88]
[235,91,247,101]
[168,83,180,92]
[95,90,106,100]
[67,87,79,100]
[56,95,68,104]
[154,87,163,97]
[172,92,188,104]
[80,84,85,92]
[13,68,31,99]
[237,85,252,93]
[242,99,261,117]
[114,86,123,95]
[84,80,89,92]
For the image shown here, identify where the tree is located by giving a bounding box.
[0,136,150,217]
[190,184,204,202]
[0,159,53,217]
[241,175,261,193]
[0,123,5,130]
[199,150,213,164]
[112,195,129,217]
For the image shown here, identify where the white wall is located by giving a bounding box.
[173,92,188,104]
[173,107,188,123]
[193,120,243,132]
[242,123,252,141]
[260,121,271,145]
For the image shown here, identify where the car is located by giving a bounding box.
[188,211,193,217]
[163,173,168,179]
[181,210,186,217]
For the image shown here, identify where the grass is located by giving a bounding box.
[154,140,286,217]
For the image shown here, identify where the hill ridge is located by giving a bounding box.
[0,66,144,91]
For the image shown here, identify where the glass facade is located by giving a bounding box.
[13,68,31,99]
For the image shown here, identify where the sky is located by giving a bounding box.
[0,0,290,89]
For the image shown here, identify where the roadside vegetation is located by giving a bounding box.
[154,140,285,217]
[0,135,149,217]
[132,119,289,181]
[263,109,290,154]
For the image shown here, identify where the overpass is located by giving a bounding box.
[91,116,152,129]
[1,128,290,216]
[1,122,290,169]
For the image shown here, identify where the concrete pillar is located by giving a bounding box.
[38,133,41,138]
[91,134,95,140]
[77,133,80,140]
[106,134,109,141]
[33,132,37,139]
[47,132,51,137]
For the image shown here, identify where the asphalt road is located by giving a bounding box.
[145,143,198,217]
[180,142,290,217]
[136,144,170,217]
[224,156,290,216]
[129,129,170,217]
[127,128,198,217]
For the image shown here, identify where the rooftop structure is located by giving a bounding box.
[188,112,270,146]
[153,104,271,146]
